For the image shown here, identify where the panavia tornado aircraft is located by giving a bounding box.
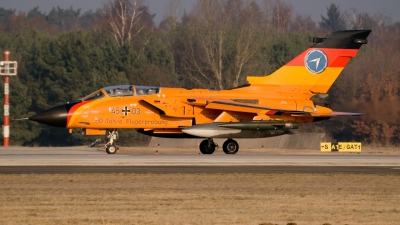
[29,30,371,154]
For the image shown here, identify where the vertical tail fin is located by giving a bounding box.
[247,30,371,94]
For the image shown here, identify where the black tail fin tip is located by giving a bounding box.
[313,30,371,49]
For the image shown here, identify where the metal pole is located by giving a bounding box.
[3,50,9,146]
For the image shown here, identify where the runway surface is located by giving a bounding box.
[0,147,399,174]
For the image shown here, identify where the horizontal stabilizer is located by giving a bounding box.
[316,111,366,117]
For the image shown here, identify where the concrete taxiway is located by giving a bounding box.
[0,147,399,174]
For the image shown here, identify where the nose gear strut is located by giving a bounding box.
[105,129,119,154]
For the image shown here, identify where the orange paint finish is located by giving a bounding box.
[84,129,107,136]
[30,30,370,142]
[213,111,254,123]
[194,107,220,124]
[152,128,184,134]
[259,99,297,111]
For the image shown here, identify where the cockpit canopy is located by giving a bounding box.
[80,85,161,101]
[81,90,105,101]
[104,85,134,97]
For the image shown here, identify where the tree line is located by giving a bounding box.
[0,0,398,147]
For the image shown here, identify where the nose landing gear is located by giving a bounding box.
[105,129,119,154]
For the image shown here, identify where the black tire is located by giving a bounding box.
[223,139,239,154]
[199,140,216,154]
[106,145,117,154]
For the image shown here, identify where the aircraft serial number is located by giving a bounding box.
[109,106,141,115]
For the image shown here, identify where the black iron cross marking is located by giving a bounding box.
[122,106,130,116]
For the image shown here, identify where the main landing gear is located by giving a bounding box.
[199,138,217,154]
[199,138,239,154]
[105,129,119,154]
[222,139,239,154]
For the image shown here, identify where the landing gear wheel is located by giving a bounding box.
[105,129,118,154]
[223,139,239,154]
[199,139,216,154]
[106,145,117,154]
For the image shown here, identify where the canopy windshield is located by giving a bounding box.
[80,90,105,101]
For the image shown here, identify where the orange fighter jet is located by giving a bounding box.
[29,30,371,154]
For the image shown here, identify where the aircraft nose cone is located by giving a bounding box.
[29,104,68,127]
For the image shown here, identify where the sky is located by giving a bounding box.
[1,0,399,26]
